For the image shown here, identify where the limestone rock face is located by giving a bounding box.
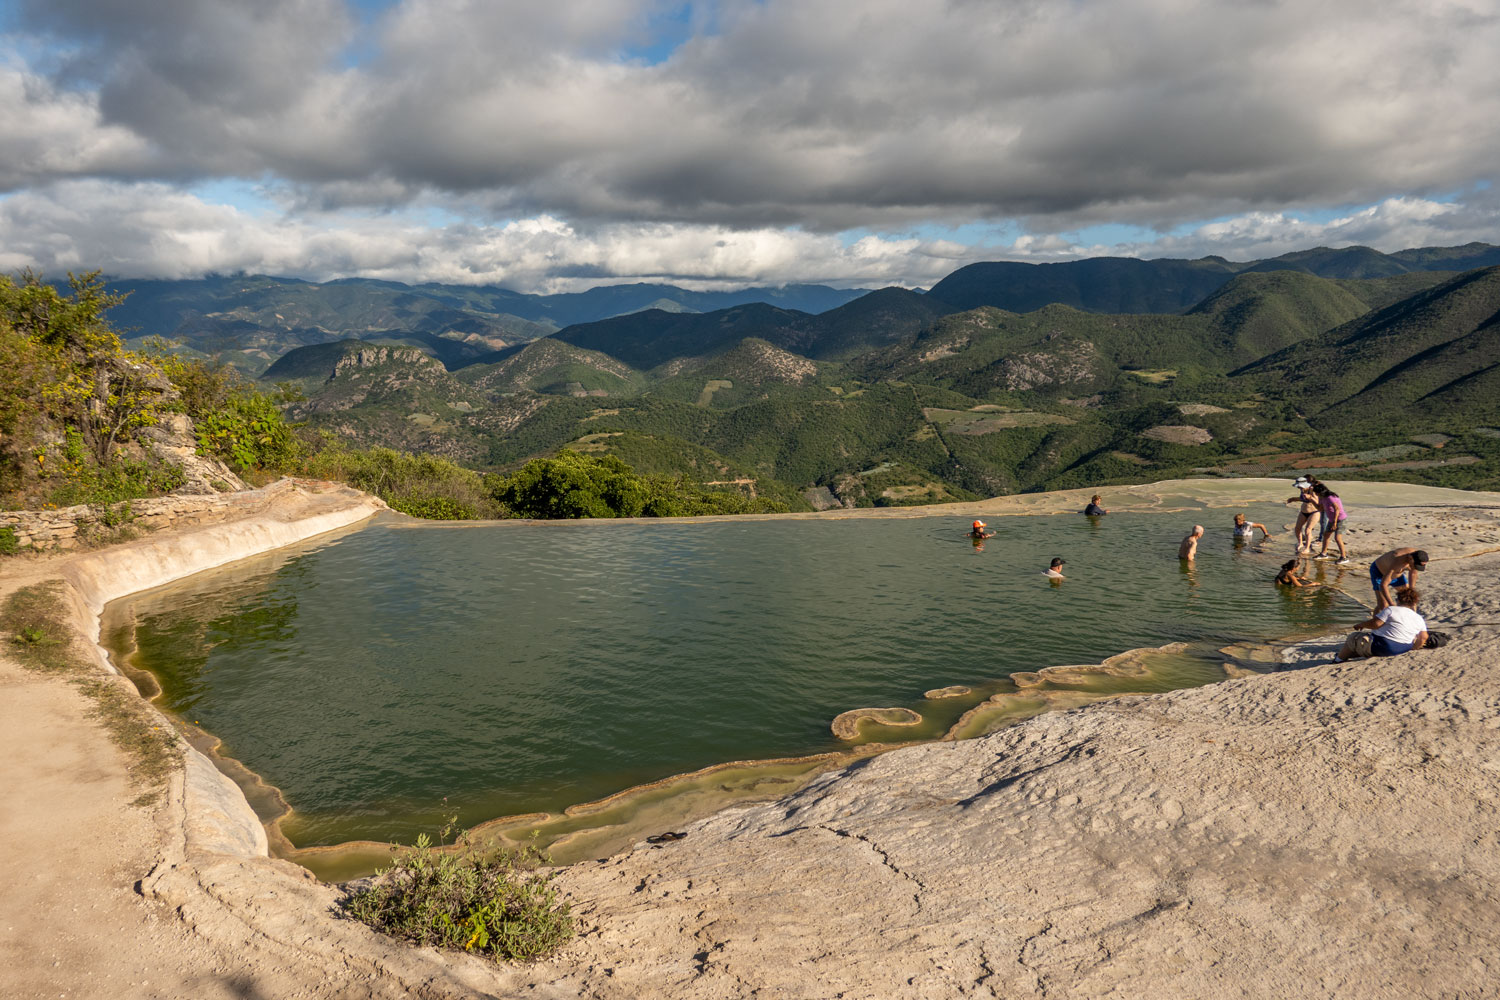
[497,536,1500,999]
[139,413,248,494]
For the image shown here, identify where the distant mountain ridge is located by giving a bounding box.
[259,257,1500,504]
[926,242,1500,315]
[91,242,1500,380]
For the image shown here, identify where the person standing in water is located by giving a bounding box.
[970,519,995,540]
[1285,478,1319,553]
[1043,557,1066,579]
[1179,525,1204,561]
[1083,495,1108,516]
[1233,513,1272,543]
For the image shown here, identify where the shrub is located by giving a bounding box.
[492,450,643,518]
[41,428,186,508]
[0,526,18,555]
[344,833,574,962]
[4,271,172,465]
[193,391,300,472]
[301,445,502,519]
[494,450,789,519]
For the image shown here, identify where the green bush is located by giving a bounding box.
[0,526,19,555]
[493,450,646,518]
[344,834,573,962]
[493,450,788,519]
[40,427,185,508]
[193,391,299,472]
[302,445,502,519]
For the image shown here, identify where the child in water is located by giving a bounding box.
[1275,559,1312,587]
[1233,513,1271,542]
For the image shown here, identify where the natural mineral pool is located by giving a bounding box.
[103,502,1362,876]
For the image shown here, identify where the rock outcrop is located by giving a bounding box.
[138,412,249,494]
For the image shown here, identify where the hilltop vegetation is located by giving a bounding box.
[96,274,872,376]
[11,245,1499,520]
[258,256,1500,502]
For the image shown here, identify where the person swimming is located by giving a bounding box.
[1083,494,1107,516]
[970,519,995,540]
[1043,557,1066,579]
[1275,559,1311,587]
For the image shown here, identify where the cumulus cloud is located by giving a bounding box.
[5,0,1498,235]
[0,180,978,290]
[3,181,1494,292]
[0,62,160,188]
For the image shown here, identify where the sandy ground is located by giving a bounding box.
[0,659,314,1000]
[3,479,1500,999]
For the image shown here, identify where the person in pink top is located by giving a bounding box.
[1314,488,1349,564]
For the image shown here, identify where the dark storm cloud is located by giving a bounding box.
[3,0,1498,245]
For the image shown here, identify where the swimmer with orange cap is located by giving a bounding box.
[970,519,995,540]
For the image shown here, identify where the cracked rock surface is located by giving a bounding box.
[498,500,1500,999]
[5,483,1500,999]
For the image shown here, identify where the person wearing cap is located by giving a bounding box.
[1178,524,1204,561]
[1284,478,1319,553]
[1043,557,1066,579]
[1369,548,1429,611]
[970,519,995,540]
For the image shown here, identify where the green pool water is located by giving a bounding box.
[103,504,1358,851]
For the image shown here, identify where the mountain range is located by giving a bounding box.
[241,243,1500,508]
[98,241,1500,379]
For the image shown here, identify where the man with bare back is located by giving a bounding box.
[1179,525,1204,561]
[1370,548,1428,611]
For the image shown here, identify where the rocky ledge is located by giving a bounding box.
[4,481,1499,999]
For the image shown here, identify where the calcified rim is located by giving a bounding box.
[102,477,1438,879]
[109,627,1299,881]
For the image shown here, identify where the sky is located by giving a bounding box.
[1,0,1497,292]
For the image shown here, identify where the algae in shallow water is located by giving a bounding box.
[103,504,1358,868]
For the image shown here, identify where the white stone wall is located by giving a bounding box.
[2,479,304,552]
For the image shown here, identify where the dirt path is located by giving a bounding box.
[0,655,302,1000]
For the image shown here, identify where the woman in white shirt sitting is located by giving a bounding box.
[1334,587,1429,662]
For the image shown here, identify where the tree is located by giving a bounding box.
[1,271,170,464]
[493,450,650,518]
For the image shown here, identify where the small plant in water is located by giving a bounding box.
[343,822,574,962]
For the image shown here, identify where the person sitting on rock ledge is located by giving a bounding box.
[1334,587,1428,662]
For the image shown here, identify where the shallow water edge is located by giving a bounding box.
[106,617,1323,882]
[99,477,1435,881]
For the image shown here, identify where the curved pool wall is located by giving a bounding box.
[102,482,1376,877]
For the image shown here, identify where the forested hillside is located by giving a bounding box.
[251,255,1500,507]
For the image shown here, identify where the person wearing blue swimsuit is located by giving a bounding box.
[1369,548,1428,611]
